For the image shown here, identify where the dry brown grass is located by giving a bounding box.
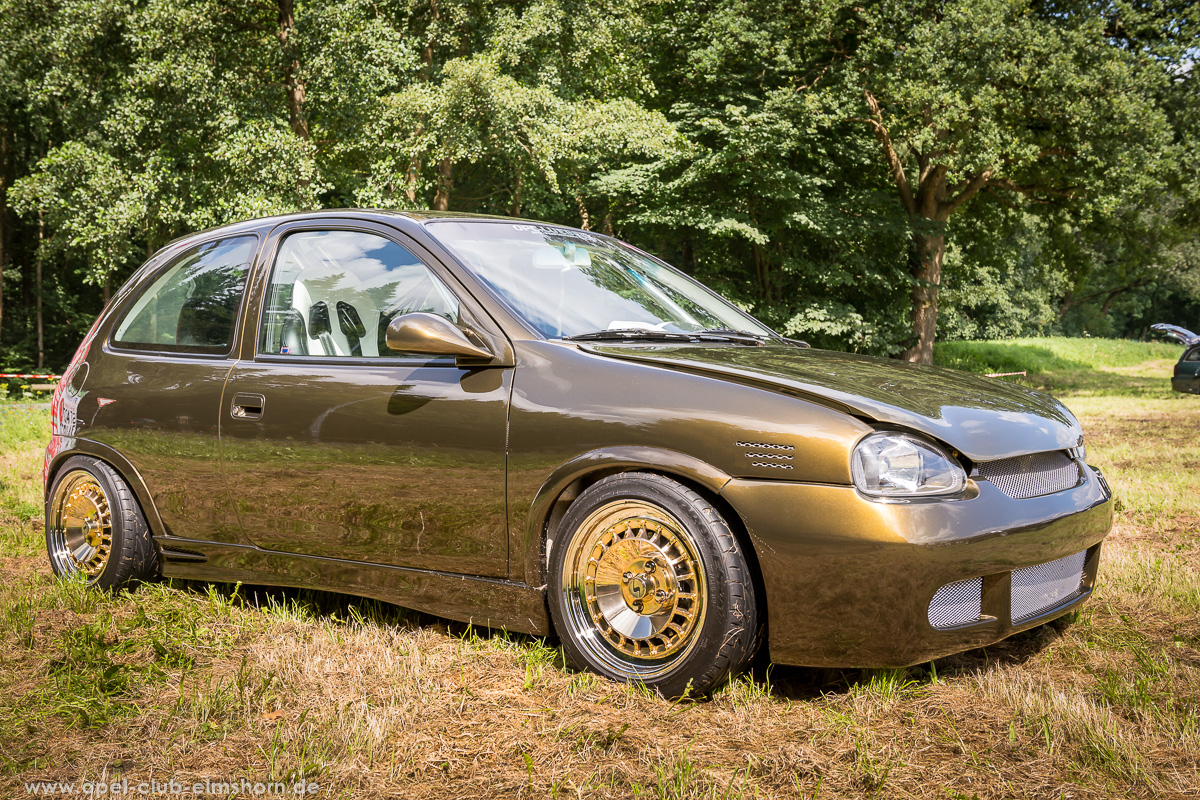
[2,386,1198,799]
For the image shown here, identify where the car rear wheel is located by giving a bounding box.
[46,456,159,590]
[548,472,759,697]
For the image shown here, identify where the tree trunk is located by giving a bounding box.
[404,156,421,206]
[277,0,308,140]
[575,186,589,230]
[432,158,453,210]
[900,230,945,364]
[36,211,44,370]
[510,168,522,217]
[858,91,999,364]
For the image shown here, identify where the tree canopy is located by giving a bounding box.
[1,0,1196,371]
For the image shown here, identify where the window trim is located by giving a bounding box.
[107,233,260,358]
[250,224,472,367]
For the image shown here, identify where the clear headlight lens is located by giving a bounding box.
[851,431,967,498]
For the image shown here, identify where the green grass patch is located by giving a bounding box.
[0,406,50,557]
[935,336,1184,396]
[1,339,1198,798]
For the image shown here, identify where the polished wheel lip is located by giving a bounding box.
[561,499,707,680]
[48,470,113,580]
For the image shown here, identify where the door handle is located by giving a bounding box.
[230,393,266,420]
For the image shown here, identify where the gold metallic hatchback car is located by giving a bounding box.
[46,211,1113,695]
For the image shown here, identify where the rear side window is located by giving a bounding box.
[1185,347,1200,362]
[113,236,256,355]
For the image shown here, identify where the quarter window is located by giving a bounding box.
[113,236,255,355]
[259,230,460,358]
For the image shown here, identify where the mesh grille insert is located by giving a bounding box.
[977,451,1081,499]
[1011,550,1087,623]
[928,577,983,629]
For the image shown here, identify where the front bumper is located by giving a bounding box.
[721,464,1113,667]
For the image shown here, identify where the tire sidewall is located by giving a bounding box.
[45,455,146,591]
[548,472,751,697]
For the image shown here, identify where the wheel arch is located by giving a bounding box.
[522,448,767,633]
[45,439,167,541]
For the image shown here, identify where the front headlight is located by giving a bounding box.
[851,431,967,498]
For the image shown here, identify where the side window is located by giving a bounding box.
[259,230,460,358]
[113,236,255,355]
[1185,347,1200,363]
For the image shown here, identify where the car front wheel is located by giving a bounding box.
[46,456,159,590]
[548,472,759,697]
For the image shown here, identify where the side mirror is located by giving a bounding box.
[384,312,495,361]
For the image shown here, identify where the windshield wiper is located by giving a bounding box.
[692,328,771,345]
[565,328,785,346]
[564,329,695,342]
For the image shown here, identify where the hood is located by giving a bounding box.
[581,344,1083,462]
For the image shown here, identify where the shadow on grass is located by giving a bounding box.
[163,577,567,663]
[756,612,1077,702]
[165,576,1074,704]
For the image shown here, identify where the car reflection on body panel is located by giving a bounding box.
[45,211,1113,695]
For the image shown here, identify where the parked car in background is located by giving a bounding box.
[1151,323,1200,395]
[46,211,1113,695]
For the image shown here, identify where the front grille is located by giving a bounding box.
[1011,550,1087,623]
[977,451,1081,499]
[928,577,983,629]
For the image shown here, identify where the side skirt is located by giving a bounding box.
[156,537,550,636]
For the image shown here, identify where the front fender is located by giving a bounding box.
[519,446,732,585]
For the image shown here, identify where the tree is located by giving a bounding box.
[817,0,1187,362]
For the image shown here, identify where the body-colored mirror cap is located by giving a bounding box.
[42,209,1115,696]
[384,312,495,361]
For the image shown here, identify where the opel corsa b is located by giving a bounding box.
[46,211,1114,695]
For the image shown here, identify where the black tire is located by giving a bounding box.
[45,456,159,591]
[547,472,759,697]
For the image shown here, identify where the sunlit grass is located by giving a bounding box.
[935,336,1185,397]
[1,341,1198,797]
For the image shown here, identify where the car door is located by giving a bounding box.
[83,234,260,544]
[220,221,512,577]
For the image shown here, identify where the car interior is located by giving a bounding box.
[260,231,459,358]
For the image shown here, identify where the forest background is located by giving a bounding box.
[0,0,1197,371]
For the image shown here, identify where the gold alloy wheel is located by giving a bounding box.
[48,470,114,579]
[561,500,707,678]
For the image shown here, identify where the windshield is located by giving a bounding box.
[428,221,778,341]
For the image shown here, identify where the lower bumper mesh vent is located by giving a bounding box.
[1011,550,1087,623]
[928,577,983,629]
[977,450,1082,499]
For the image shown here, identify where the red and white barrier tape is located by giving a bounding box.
[0,373,61,380]
[985,371,1027,378]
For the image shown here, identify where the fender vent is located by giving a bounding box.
[736,441,794,470]
[977,451,1081,499]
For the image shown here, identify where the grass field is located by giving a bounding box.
[1,338,1197,799]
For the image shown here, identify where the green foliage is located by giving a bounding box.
[0,0,1197,367]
